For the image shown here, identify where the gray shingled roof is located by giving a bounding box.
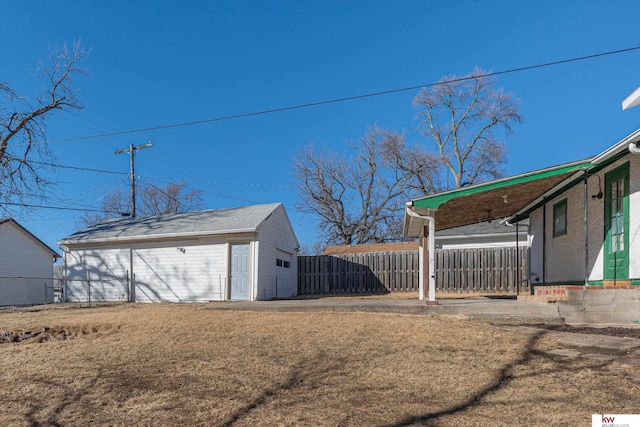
[436,220,528,237]
[59,203,282,245]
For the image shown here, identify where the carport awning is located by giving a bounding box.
[404,159,591,237]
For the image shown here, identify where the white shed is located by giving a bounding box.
[58,203,299,302]
[0,218,60,306]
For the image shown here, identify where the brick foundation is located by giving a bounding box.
[534,285,638,297]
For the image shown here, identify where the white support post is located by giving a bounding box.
[418,236,425,300]
[407,207,437,304]
[426,216,436,303]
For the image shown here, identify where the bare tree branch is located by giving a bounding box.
[293,126,430,245]
[77,181,206,227]
[137,181,205,217]
[413,67,522,189]
[0,41,87,209]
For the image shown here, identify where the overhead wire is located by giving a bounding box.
[138,174,296,188]
[30,160,127,175]
[139,175,262,205]
[19,44,640,146]
[7,45,640,217]
[1,201,122,214]
[28,158,295,187]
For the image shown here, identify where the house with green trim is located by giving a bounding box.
[404,127,640,322]
[519,133,639,290]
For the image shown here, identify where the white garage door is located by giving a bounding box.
[132,242,225,303]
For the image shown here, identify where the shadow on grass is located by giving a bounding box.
[220,353,345,427]
[383,331,545,427]
[25,369,102,427]
[219,369,303,427]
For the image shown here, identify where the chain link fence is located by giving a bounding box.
[64,276,130,307]
[0,276,65,307]
[0,274,131,308]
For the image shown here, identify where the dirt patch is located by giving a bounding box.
[533,324,640,339]
[0,326,98,343]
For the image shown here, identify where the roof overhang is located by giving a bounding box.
[403,160,591,238]
[623,86,640,110]
[58,228,257,246]
[591,127,640,164]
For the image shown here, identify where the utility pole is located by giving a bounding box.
[115,141,152,303]
[115,141,152,218]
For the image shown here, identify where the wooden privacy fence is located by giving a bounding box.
[435,247,529,294]
[298,247,529,295]
[298,251,419,295]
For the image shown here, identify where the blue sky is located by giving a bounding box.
[1,0,640,255]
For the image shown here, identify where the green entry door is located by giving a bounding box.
[604,163,629,281]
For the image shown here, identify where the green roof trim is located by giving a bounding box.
[412,160,592,209]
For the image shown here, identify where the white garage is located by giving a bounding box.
[58,203,299,302]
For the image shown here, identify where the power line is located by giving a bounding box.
[139,174,296,188]
[31,160,127,175]
[29,44,640,145]
[140,175,261,204]
[6,192,117,211]
[1,201,121,214]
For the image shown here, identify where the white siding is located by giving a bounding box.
[133,238,228,302]
[64,234,260,303]
[255,205,299,300]
[0,221,55,305]
[437,232,529,249]
[61,204,299,303]
[529,155,639,284]
[65,246,130,302]
[250,240,259,301]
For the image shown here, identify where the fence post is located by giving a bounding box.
[87,271,91,308]
[44,282,47,305]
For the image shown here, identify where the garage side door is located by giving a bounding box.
[230,243,250,300]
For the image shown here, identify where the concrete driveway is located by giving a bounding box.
[205,297,564,325]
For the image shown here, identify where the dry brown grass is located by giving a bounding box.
[0,304,638,426]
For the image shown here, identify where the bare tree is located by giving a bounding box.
[137,181,204,217]
[380,132,443,195]
[1,41,87,208]
[77,188,129,227]
[294,126,426,245]
[413,67,523,189]
[77,181,205,227]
